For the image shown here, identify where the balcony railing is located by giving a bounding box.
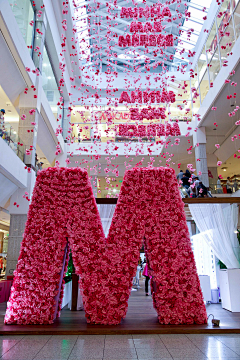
[0,122,25,162]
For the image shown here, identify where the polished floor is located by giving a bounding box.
[0,279,240,334]
[0,334,240,359]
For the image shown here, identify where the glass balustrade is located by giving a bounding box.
[8,0,34,54]
[42,46,61,120]
[0,121,25,162]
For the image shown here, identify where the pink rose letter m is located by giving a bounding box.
[5,167,207,325]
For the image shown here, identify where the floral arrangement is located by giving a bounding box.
[119,90,176,104]
[130,107,167,121]
[5,167,207,325]
[118,34,174,47]
[120,5,171,20]
[118,122,181,137]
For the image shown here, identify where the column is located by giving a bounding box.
[208,167,218,187]
[6,172,36,278]
[18,83,40,169]
[193,126,209,188]
[18,7,47,169]
[62,101,70,142]
[6,214,27,278]
[0,232,4,253]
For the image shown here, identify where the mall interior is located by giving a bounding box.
[0,0,240,358]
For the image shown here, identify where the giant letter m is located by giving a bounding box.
[5,167,207,325]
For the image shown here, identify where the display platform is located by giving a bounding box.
[0,281,239,335]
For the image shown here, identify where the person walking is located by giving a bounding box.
[217,176,223,194]
[0,109,5,138]
[226,177,232,194]
[177,170,184,181]
[0,257,3,275]
[142,263,151,296]
[3,257,6,272]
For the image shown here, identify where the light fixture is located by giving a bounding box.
[221,167,227,171]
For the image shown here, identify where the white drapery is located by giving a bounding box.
[189,204,240,269]
[97,204,116,236]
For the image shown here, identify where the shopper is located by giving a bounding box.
[0,257,3,275]
[226,177,232,194]
[3,257,6,273]
[0,109,5,122]
[185,169,191,178]
[181,173,190,190]
[35,153,38,167]
[142,262,150,296]
[233,177,238,192]
[217,176,223,194]
[197,181,209,197]
[177,170,184,181]
[0,109,5,138]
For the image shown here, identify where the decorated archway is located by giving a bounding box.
[5,167,207,325]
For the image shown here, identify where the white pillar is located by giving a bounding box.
[6,171,36,278]
[193,126,209,188]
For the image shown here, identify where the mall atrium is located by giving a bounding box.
[0,0,240,357]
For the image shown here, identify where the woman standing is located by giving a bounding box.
[142,262,151,296]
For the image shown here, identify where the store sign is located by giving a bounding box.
[95,111,130,121]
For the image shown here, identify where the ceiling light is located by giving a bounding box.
[221,167,227,171]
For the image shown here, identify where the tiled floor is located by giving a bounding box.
[0,334,239,360]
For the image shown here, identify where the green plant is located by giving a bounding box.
[218,260,227,269]
[64,251,74,283]
[237,230,240,247]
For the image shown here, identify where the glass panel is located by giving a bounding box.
[200,71,210,103]
[234,2,240,39]
[8,0,34,53]
[206,23,218,62]
[209,48,221,83]
[198,47,207,83]
[170,101,192,121]
[191,66,198,89]
[42,46,61,119]
[217,0,232,29]
[176,80,191,100]
[232,0,240,11]
[0,121,25,162]
[219,19,235,64]
[192,93,201,114]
